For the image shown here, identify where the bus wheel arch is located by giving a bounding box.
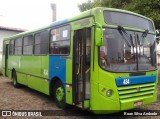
[50,77,67,109]
[50,77,60,96]
[12,69,21,88]
[12,68,16,77]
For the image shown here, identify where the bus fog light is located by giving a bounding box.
[106,90,113,97]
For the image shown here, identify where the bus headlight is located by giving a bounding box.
[106,90,113,97]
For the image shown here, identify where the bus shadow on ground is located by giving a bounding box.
[4,80,131,117]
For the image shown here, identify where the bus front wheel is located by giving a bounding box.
[53,81,67,109]
[12,71,21,88]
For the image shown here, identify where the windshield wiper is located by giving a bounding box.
[141,29,149,45]
[117,26,136,59]
[130,34,135,47]
[117,26,133,47]
[142,29,149,37]
[136,34,142,57]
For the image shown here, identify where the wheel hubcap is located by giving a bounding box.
[56,87,64,102]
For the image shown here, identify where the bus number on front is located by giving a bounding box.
[123,79,130,85]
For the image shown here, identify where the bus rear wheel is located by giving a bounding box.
[12,71,21,88]
[53,81,67,109]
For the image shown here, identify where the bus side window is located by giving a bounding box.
[15,37,23,55]
[50,25,70,55]
[34,30,49,55]
[23,35,33,55]
[9,40,15,55]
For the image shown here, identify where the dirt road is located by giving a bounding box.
[0,76,160,119]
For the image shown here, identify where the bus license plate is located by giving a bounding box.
[134,101,142,106]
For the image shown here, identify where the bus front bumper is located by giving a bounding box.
[90,83,157,114]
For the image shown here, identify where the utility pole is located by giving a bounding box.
[50,3,56,22]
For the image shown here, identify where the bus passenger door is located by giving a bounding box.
[73,28,91,109]
[4,44,9,76]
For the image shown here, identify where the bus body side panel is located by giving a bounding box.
[27,75,49,95]
[22,56,49,94]
[49,55,66,87]
[41,56,49,95]
[7,55,16,79]
[17,56,49,95]
[65,55,72,104]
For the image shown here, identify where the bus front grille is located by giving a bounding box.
[117,83,155,101]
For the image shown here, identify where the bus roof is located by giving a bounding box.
[3,7,153,41]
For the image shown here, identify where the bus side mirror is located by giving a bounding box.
[95,27,103,46]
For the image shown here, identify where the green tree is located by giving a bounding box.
[123,0,160,29]
[78,0,132,11]
[78,0,160,29]
[78,0,102,12]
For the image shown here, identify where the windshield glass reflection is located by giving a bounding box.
[99,28,156,72]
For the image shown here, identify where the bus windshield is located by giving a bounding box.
[99,28,156,72]
[104,11,154,32]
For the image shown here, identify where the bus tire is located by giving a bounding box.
[12,71,21,88]
[53,81,67,109]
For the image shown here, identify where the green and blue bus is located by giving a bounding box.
[2,7,158,114]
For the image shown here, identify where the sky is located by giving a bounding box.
[0,0,88,30]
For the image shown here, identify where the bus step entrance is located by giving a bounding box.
[75,102,83,108]
[73,28,91,109]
